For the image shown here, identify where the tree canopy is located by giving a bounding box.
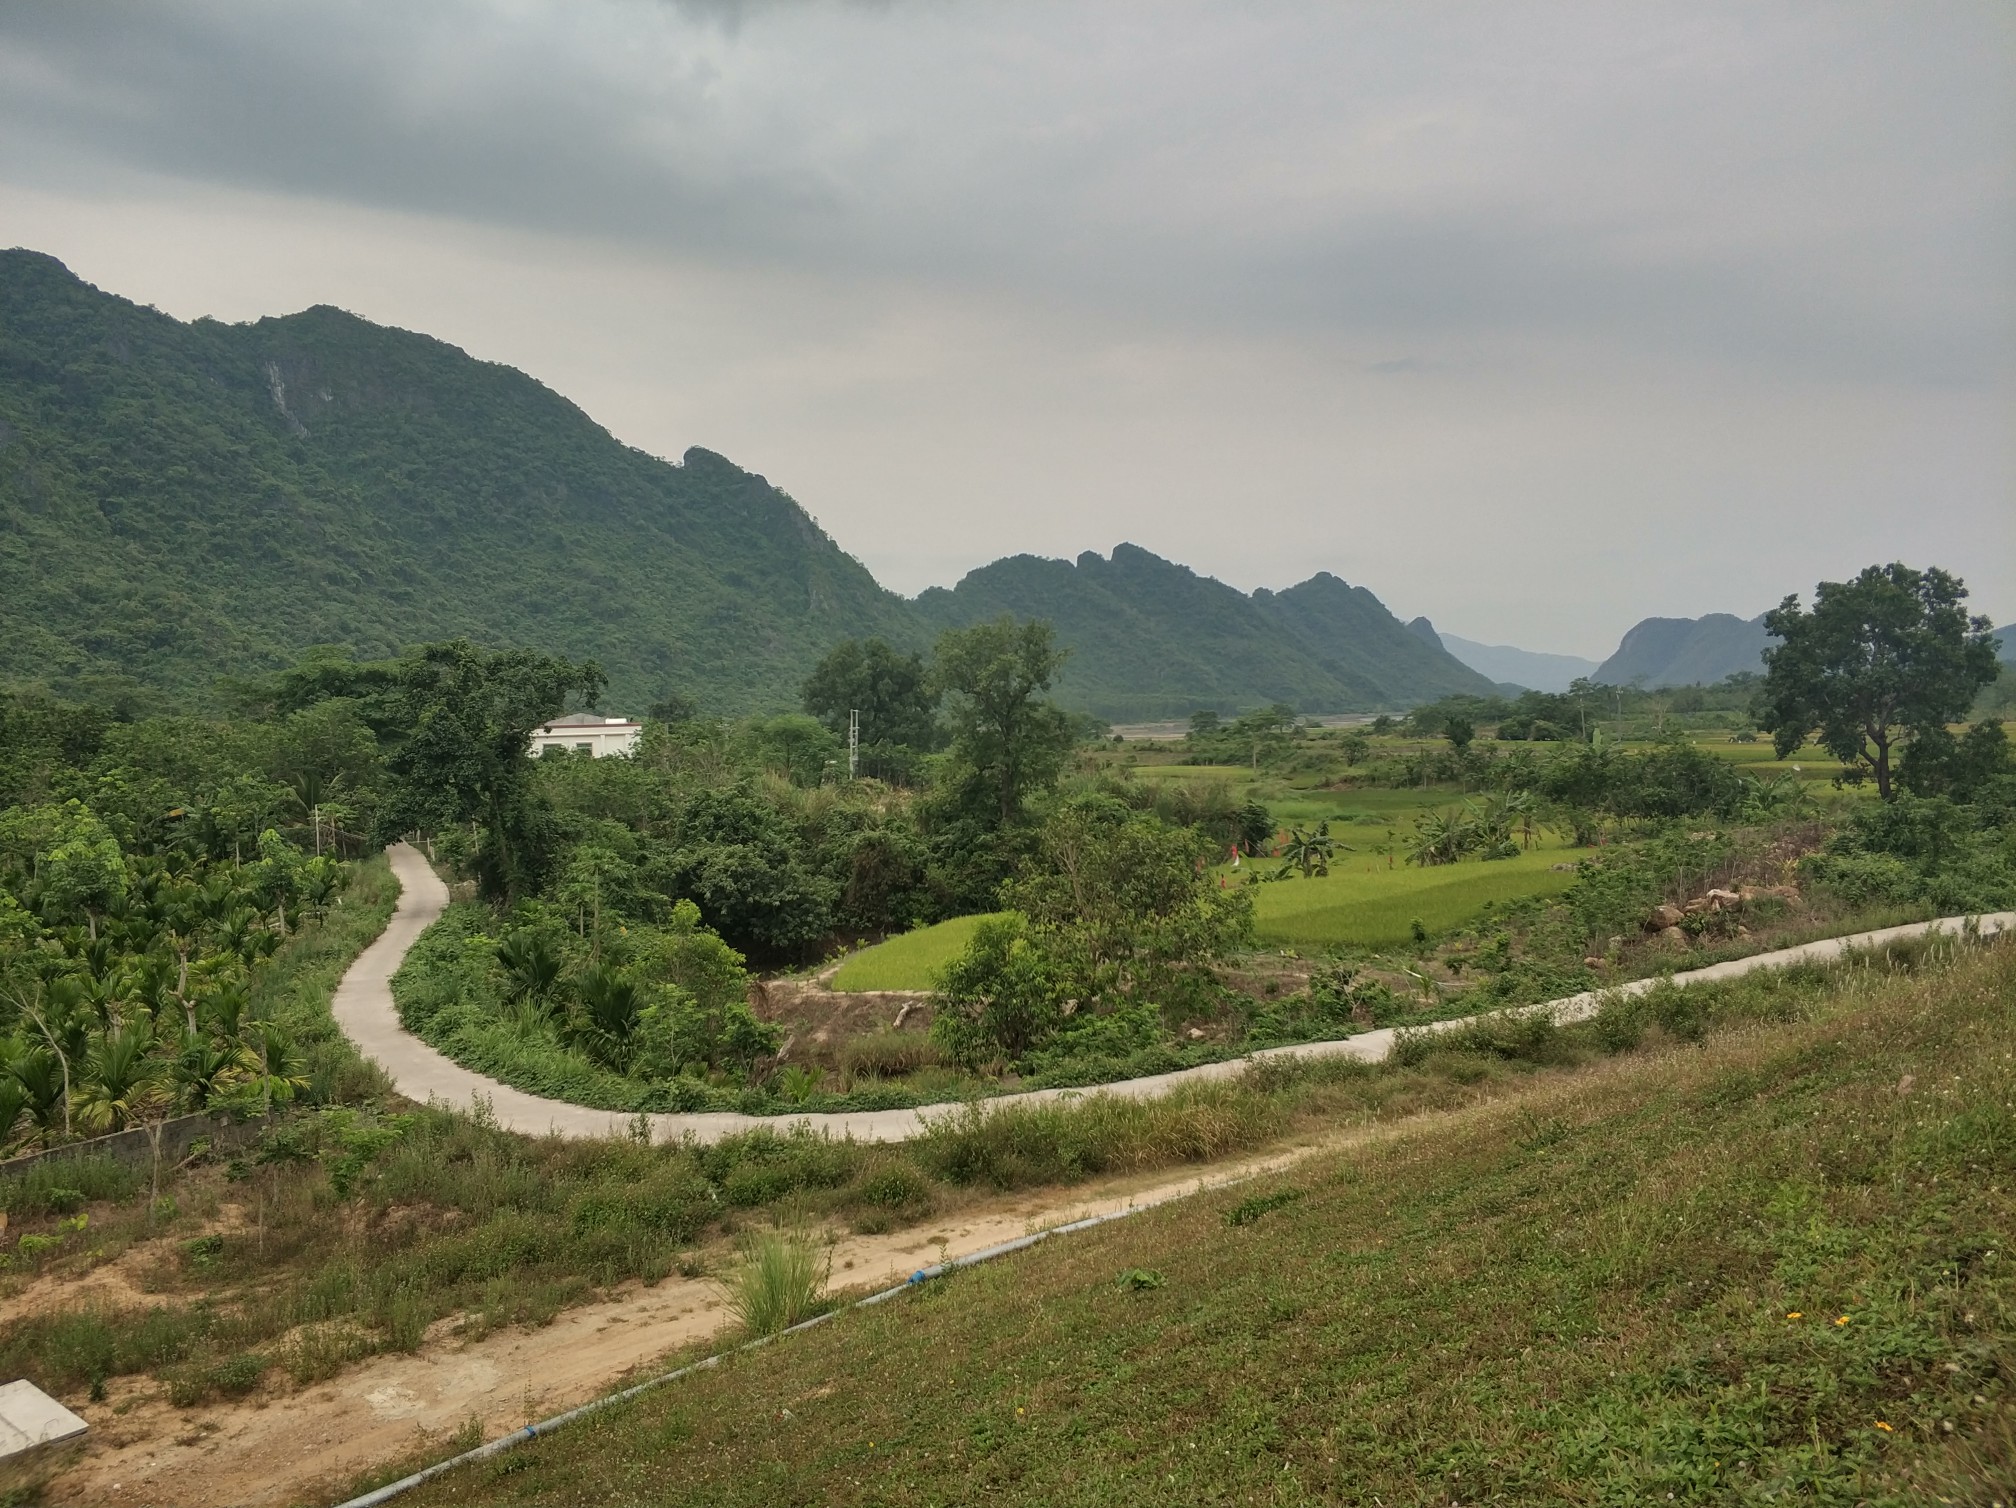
[1757,564,2000,800]
[933,617,1073,827]
[375,640,605,900]
[800,637,940,772]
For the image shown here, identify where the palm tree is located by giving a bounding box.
[567,964,643,1070]
[74,1020,163,1133]
[171,1029,252,1111]
[199,983,251,1042]
[497,931,565,1016]
[0,1077,26,1151]
[242,1020,311,1116]
[9,1049,68,1142]
[300,858,344,924]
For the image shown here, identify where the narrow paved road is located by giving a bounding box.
[340,843,2013,1145]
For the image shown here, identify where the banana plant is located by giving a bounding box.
[1275,822,1341,879]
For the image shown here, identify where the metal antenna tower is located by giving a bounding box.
[848,708,859,781]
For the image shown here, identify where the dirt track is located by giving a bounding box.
[46,1132,1355,1508]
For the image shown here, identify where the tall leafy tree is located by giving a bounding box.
[932,618,1072,826]
[1757,565,2000,800]
[375,640,605,900]
[801,638,941,756]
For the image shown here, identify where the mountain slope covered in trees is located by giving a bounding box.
[914,546,1498,719]
[2,250,1499,718]
[1594,612,1771,688]
[0,249,916,713]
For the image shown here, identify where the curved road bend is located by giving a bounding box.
[339,844,2014,1146]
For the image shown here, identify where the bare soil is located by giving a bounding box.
[750,964,934,1071]
[41,1124,1372,1508]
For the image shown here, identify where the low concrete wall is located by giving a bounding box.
[0,1113,267,1182]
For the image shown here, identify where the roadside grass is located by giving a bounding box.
[830,913,1005,993]
[253,853,400,1104]
[13,920,1985,1415]
[716,1228,831,1337]
[397,938,2016,1508]
[1249,844,1585,949]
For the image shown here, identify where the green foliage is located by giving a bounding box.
[932,617,1073,827]
[929,915,1064,1068]
[1758,563,2001,799]
[931,802,1252,1067]
[801,637,941,776]
[1804,789,2016,914]
[0,250,917,714]
[374,639,604,902]
[392,900,780,1109]
[0,800,388,1151]
[717,1229,831,1337]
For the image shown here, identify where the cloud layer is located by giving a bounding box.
[3,0,2011,652]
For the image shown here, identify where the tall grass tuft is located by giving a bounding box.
[718,1228,831,1337]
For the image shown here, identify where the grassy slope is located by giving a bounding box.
[403,941,2014,1508]
[829,913,1004,992]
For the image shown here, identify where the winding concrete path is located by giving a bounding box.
[338,844,2014,1146]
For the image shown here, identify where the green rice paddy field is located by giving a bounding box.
[829,846,1585,990]
[1239,842,1585,950]
[829,912,1005,991]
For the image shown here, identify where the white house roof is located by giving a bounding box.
[538,713,641,729]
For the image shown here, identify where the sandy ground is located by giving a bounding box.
[41,1130,1345,1508]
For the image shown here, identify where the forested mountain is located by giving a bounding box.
[1595,612,1771,689]
[914,545,1498,720]
[0,250,915,713]
[2,250,1501,719]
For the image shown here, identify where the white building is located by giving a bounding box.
[530,712,643,758]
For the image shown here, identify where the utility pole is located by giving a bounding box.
[848,708,859,781]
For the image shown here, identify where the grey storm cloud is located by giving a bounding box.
[4,0,2008,380]
[1,0,2011,649]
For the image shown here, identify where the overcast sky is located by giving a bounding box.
[3,1,2010,656]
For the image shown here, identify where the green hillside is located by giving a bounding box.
[3,250,1503,719]
[402,939,2016,1507]
[916,544,1498,719]
[0,249,916,713]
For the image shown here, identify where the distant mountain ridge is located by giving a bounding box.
[1432,630,1600,693]
[1594,612,1771,689]
[0,250,1496,720]
[915,548,1498,721]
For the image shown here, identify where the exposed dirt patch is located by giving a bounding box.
[0,1240,175,1322]
[42,1124,1383,1508]
[750,973,934,1070]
